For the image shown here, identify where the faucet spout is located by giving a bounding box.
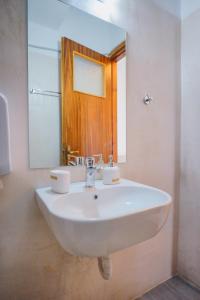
[85,157,96,187]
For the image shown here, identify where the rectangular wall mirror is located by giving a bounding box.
[28,0,126,168]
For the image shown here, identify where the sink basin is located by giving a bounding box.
[36,179,171,257]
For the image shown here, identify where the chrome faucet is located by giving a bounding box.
[85,157,96,187]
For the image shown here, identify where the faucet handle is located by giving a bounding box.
[85,157,95,168]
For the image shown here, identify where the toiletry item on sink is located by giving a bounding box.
[94,154,104,180]
[103,155,120,185]
[50,170,70,193]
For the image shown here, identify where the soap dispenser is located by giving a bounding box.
[103,155,120,185]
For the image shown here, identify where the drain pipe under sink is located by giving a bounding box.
[97,255,112,280]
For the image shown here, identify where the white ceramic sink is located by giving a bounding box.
[36,179,171,257]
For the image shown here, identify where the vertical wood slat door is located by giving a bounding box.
[61,37,117,163]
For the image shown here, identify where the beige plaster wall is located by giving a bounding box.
[0,0,180,299]
[178,5,200,287]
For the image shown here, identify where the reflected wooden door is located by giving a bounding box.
[61,37,117,164]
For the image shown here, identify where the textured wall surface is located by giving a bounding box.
[0,0,180,299]
[178,4,200,287]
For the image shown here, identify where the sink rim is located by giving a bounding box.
[36,179,172,224]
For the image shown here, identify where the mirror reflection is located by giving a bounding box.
[28,0,126,168]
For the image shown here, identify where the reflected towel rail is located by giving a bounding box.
[30,89,61,98]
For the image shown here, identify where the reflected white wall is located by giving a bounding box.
[28,49,60,168]
[28,0,125,55]
[117,56,126,162]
